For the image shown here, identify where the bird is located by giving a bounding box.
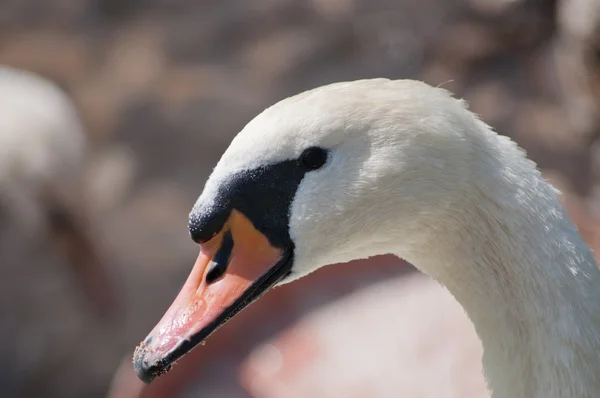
[133,78,600,397]
[0,66,118,316]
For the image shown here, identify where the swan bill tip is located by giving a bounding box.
[132,342,170,384]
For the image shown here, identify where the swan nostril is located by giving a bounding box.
[205,230,234,284]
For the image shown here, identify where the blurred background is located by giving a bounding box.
[2,0,600,397]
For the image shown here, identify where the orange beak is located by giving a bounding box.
[133,210,293,383]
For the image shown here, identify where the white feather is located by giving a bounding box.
[0,66,86,230]
[199,78,600,397]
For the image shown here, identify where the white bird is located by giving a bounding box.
[133,78,600,397]
[0,66,117,316]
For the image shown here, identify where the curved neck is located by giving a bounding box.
[394,155,600,397]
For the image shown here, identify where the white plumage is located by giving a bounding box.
[0,66,86,228]
[199,78,600,397]
[0,66,116,316]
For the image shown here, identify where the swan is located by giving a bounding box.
[133,78,600,397]
[0,66,117,315]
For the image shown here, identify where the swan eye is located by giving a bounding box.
[299,147,328,171]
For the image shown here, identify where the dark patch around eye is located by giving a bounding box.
[189,147,330,249]
[189,160,306,249]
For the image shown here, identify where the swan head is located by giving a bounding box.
[134,79,484,382]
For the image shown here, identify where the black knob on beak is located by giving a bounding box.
[189,203,230,244]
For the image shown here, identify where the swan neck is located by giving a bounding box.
[400,173,600,397]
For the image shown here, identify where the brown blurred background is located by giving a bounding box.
[2,0,600,397]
